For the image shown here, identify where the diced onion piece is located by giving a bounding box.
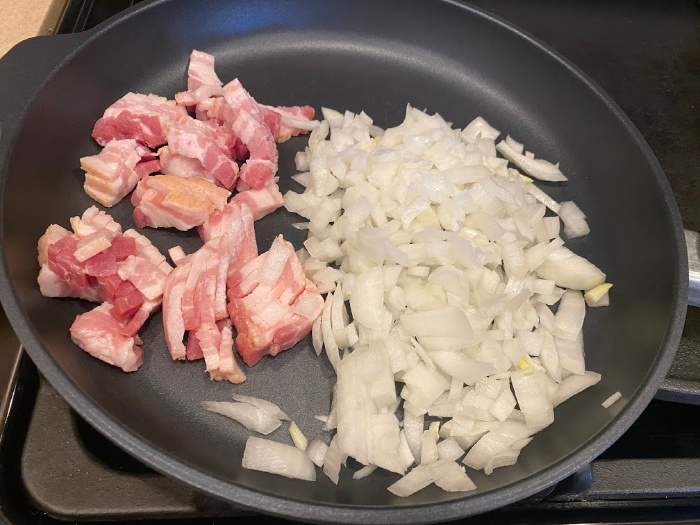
[231,394,290,421]
[289,421,308,451]
[306,439,329,467]
[602,391,622,408]
[387,465,434,497]
[311,316,323,356]
[437,437,465,462]
[202,401,282,435]
[496,136,567,182]
[553,290,585,341]
[403,409,424,463]
[432,460,477,492]
[538,247,606,290]
[322,294,340,370]
[552,371,601,407]
[511,370,554,428]
[585,283,613,307]
[323,436,343,484]
[353,464,378,479]
[242,437,316,481]
[558,201,590,238]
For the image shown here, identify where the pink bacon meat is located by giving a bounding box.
[223,79,278,190]
[38,206,172,372]
[70,304,143,372]
[175,50,224,107]
[231,181,284,221]
[132,174,230,231]
[164,116,239,189]
[80,139,159,207]
[261,105,316,143]
[92,93,187,149]
[198,200,257,274]
[227,235,323,367]
[162,237,246,383]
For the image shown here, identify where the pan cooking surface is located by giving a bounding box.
[0,0,686,521]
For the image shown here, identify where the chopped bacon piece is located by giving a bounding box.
[175,50,224,106]
[158,146,212,181]
[162,264,190,360]
[232,181,284,220]
[223,80,278,189]
[92,93,187,148]
[186,331,204,361]
[134,159,161,179]
[261,105,316,142]
[38,207,172,371]
[70,206,122,238]
[80,139,150,207]
[70,303,143,372]
[110,281,145,322]
[164,116,239,188]
[161,238,246,383]
[230,109,278,190]
[198,200,257,274]
[38,224,70,266]
[227,235,323,366]
[213,319,246,383]
[131,174,230,231]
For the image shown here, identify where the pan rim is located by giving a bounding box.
[0,0,688,521]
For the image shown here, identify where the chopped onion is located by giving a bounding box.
[306,439,329,467]
[403,409,424,463]
[323,436,343,484]
[584,283,613,307]
[289,421,308,451]
[202,401,282,435]
[353,464,378,480]
[496,136,567,182]
[231,395,290,421]
[242,437,316,481]
[437,437,465,461]
[602,391,622,408]
[280,106,611,494]
[558,201,590,238]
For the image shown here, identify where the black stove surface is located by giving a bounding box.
[2,0,700,524]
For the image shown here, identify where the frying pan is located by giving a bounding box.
[0,0,689,522]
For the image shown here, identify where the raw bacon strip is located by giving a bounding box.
[232,181,284,221]
[122,229,173,275]
[70,303,143,372]
[186,332,204,361]
[212,319,246,383]
[80,139,150,207]
[38,224,70,266]
[161,239,246,382]
[222,79,266,122]
[188,50,223,90]
[158,146,213,181]
[134,159,161,179]
[164,116,239,188]
[131,174,230,231]
[227,235,323,366]
[92,93,187,148]
[261,105,316,143]
[223,80,278,189]
[198,201,257,275]
[231,109,278,190]
[163,263,190,360]
[175,50,224,106]
[70,206,122,238]
[39,207,173,372]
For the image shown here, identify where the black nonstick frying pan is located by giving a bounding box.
[0,0,689,522]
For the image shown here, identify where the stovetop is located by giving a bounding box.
[1,0,700,523]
